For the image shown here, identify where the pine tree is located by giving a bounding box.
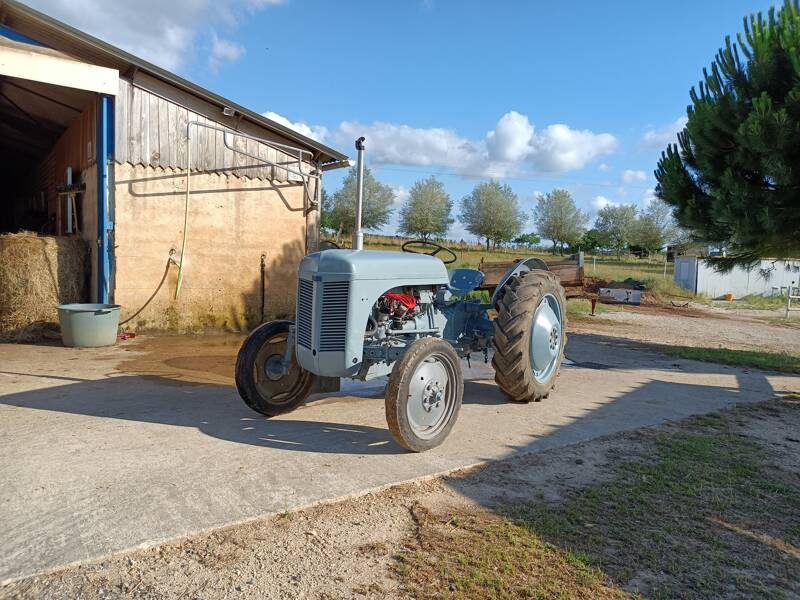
[655,0,800,267]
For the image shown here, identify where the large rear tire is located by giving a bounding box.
[235,320,316,417]
[492,270,566,402]
[385,337,464,452]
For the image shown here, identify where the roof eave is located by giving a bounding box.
[0,0,349,165]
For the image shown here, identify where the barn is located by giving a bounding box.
[0,0,348,335]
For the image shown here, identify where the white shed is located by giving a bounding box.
[674,256,800,298]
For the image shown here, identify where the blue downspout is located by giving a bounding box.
[97,95,114,303]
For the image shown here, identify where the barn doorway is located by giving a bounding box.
[0,74,98,236]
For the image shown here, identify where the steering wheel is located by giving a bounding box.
[401,239,458,264]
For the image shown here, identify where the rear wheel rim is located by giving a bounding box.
[529,293,563,384]
[253,333,306,404]
[406,353,457,440]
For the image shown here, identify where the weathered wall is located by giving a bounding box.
[113,163,315,331]
[116,77,314,183]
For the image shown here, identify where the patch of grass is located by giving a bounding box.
[718,294,788,310]
[762,316,800,329]
[566,298,618,320]
[395,505,624,599]
[663,346,800,373]
[395,402,800,599]
[512,413,800,598]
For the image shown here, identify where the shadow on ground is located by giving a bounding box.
[0,333,786,458]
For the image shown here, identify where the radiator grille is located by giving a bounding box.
[296,279,314,349]
[319,281,349,352]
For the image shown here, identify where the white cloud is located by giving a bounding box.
[336,120,488,175]
[528,124,618,173]
[642,117,688,148]
[390,185,409,205]
[642,188,658,206]
[598,163,610,172]
[621,169,646,184]
[208,31,245,71]
[336,112,617,177]
[486,111,534,162]
[25,0,282,71]
[262,111,329,143]
[591,195,619,212]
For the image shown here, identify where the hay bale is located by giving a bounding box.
[0,232,89,341]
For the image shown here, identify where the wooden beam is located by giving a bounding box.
[0,36,118,95]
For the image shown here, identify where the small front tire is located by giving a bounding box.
[385,337,464,452]
[235,320,316,417]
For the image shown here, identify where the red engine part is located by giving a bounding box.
[382,292,417,311]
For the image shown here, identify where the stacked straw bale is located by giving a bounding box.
[0,232,89,341]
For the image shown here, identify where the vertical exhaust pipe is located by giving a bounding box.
[353,137,366,251]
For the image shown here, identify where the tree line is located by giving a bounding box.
[322,166,681,255]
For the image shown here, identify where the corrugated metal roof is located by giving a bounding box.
[0,0,349,165]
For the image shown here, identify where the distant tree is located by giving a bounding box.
[398,177,453,240]
[320,188,335,232]
[655,0,800,267]
[459,181,525,250]
[595,204,637,257]
[513,233,541,248]
[579,228,612,253]
[533,189,588,255]
[326,167,394,242]
[631,198,678,255]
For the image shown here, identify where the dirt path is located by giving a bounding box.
[570,303,800,354]
[4,396,798,599]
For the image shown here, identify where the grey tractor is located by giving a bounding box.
[235,239,566,451]
[235,137,566,452]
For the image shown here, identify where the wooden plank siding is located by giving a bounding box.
[115,78,313,181]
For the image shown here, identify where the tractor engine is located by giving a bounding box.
[377,291,419,323]
[294,249,450,378]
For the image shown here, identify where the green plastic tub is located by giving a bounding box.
[57,303,121,348]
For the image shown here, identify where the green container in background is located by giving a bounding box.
[57,304,121,348]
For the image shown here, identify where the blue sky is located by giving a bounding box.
[33,0,774,240]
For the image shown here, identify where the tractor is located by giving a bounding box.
[235,138,566,452]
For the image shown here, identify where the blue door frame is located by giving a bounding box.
[96,95,114,303]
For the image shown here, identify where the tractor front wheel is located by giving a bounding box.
[492,270,566,402]
[385,337,464,452]
[235,320,316,417]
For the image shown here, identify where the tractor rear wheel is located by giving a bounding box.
[235,320,316,417]
[385,337,464,452]
[492,270,566,402]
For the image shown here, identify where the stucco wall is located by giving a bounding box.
[112,163,316,331]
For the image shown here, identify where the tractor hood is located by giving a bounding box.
[300,249,449,283]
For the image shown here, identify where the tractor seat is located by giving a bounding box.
[447,268,485,295]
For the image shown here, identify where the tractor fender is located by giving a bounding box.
[490,257,549,308]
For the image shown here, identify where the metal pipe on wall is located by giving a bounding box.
[175,120,325,299]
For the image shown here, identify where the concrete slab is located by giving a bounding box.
[0,333,797,583]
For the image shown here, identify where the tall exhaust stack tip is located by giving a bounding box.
[353,137,366,251]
